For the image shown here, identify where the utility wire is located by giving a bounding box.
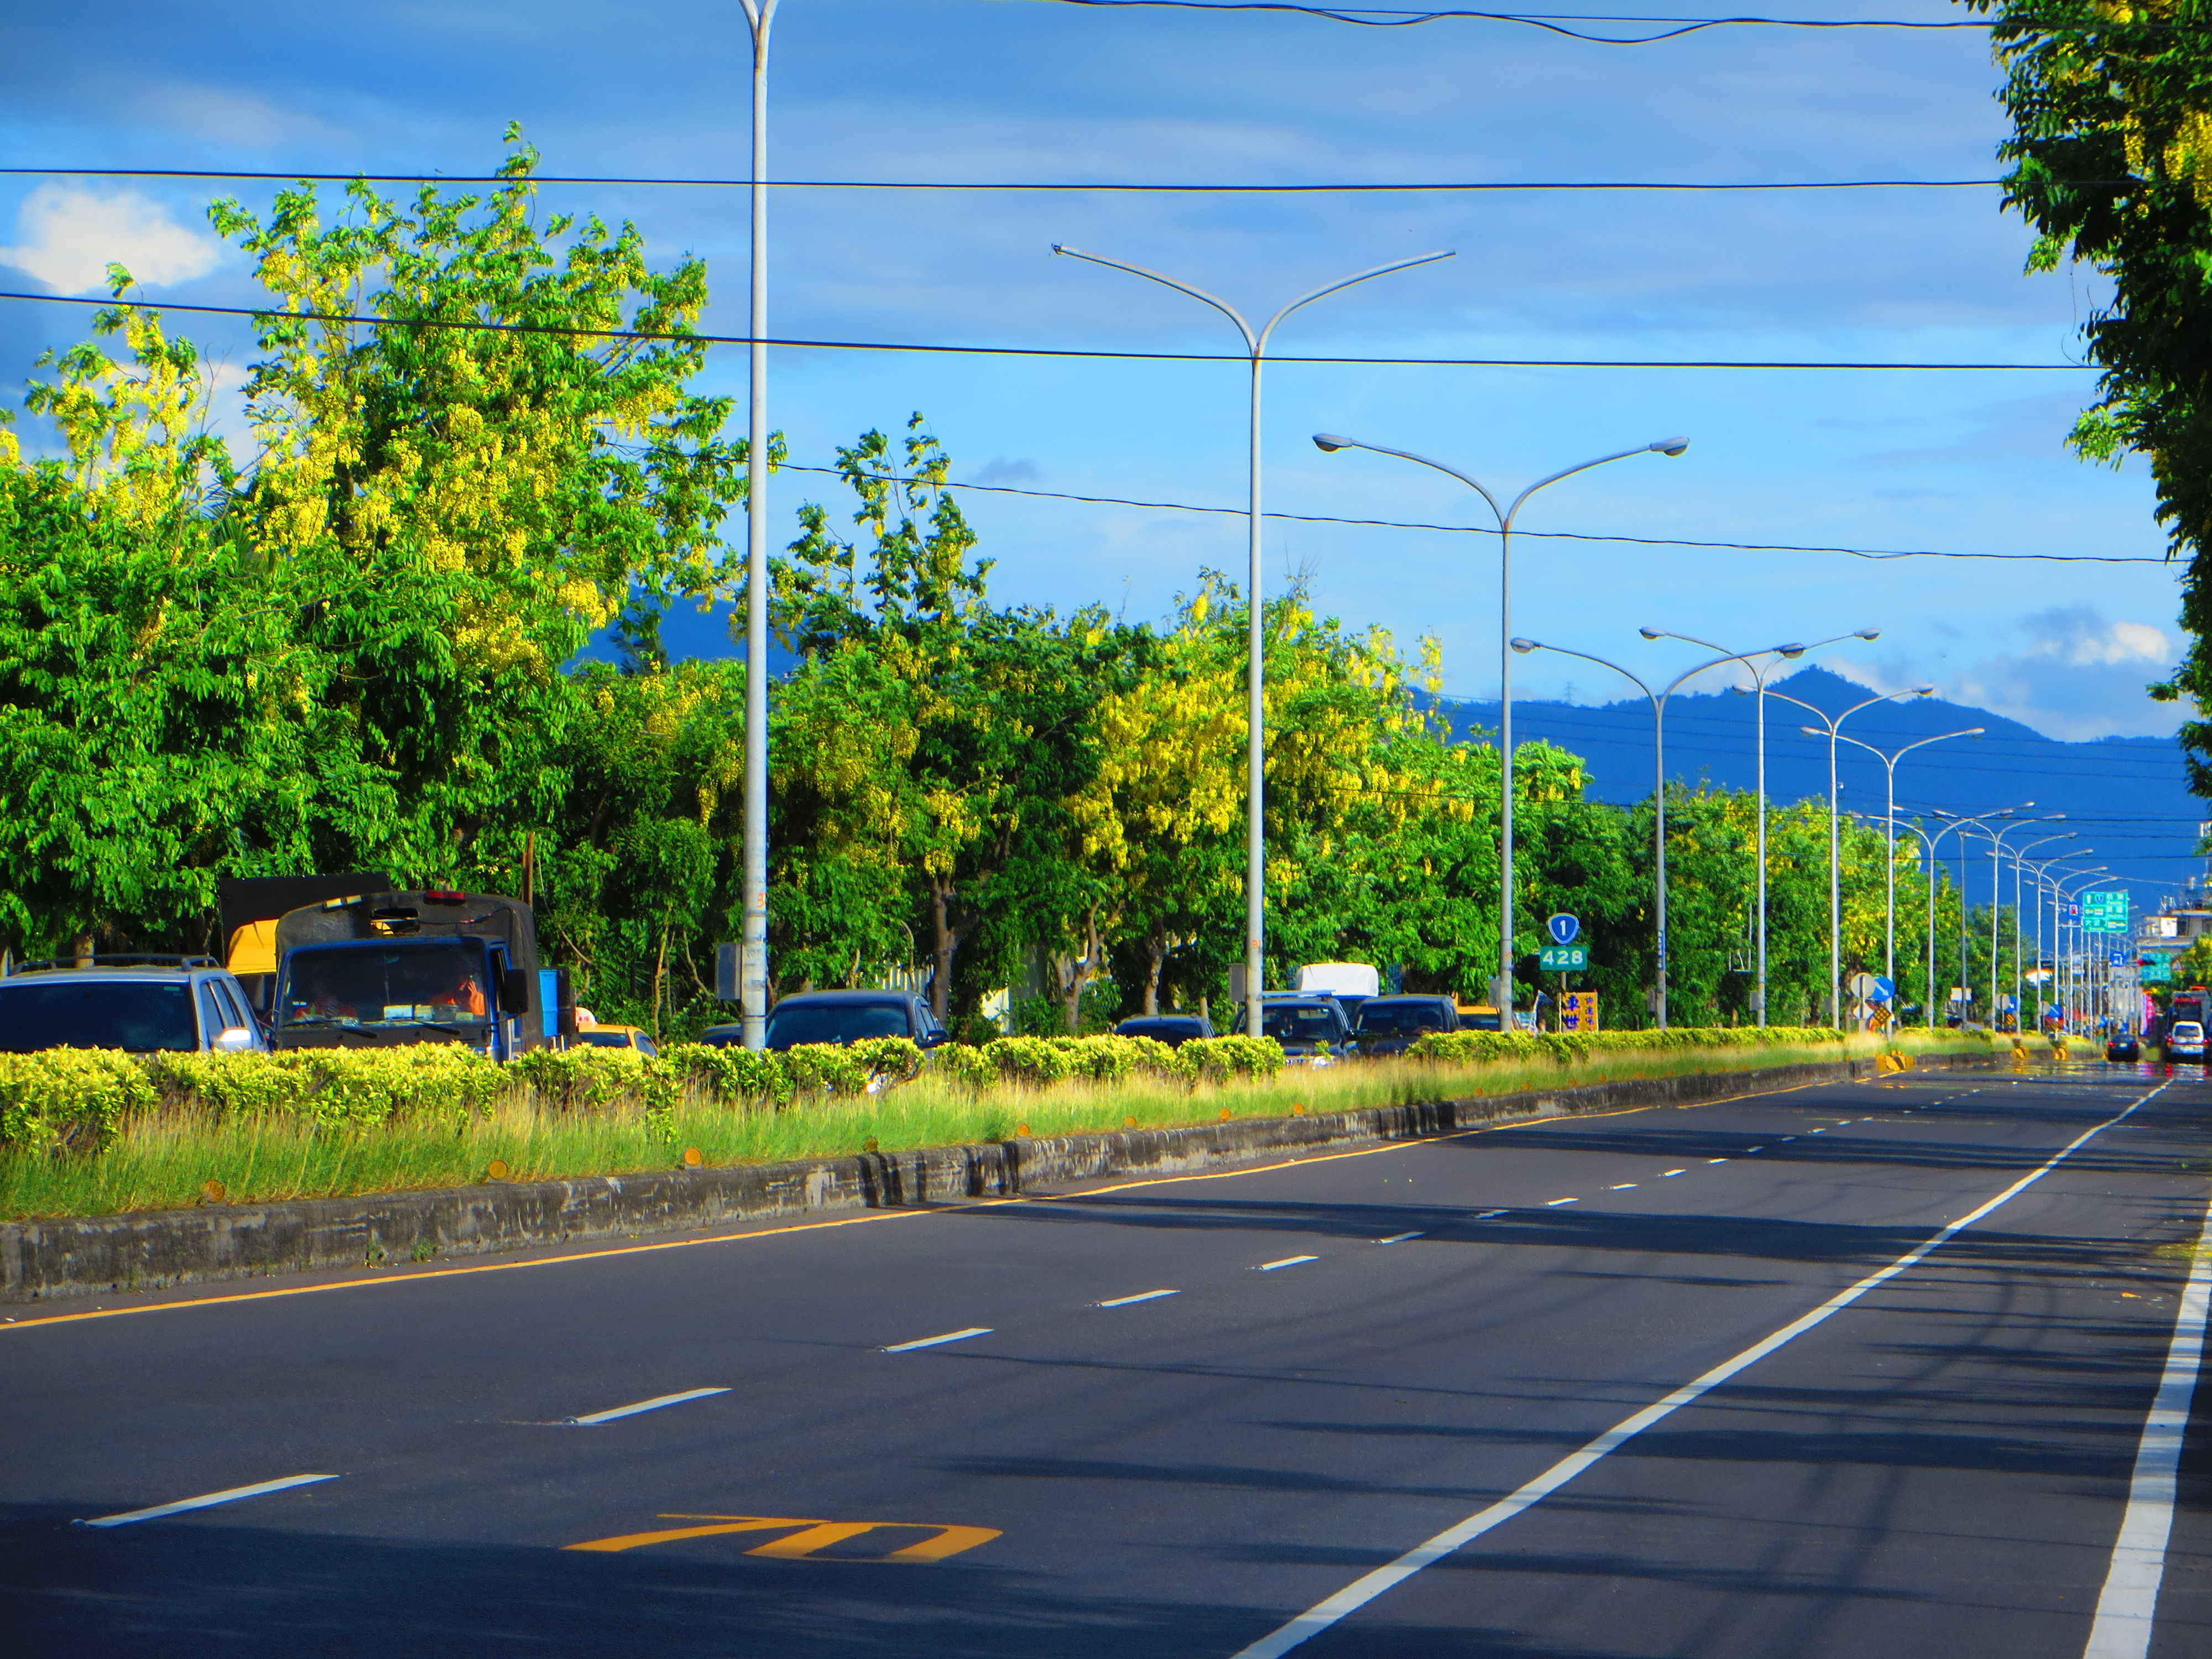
[0,290,2089,373]
[1025,0,1993,44]
[782,465,2169,565]
[0,166,2030,192]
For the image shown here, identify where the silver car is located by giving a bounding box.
[0,955,267,1054]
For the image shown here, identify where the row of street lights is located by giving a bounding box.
[727,13,2083,1040]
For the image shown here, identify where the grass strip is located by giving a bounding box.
[0,1030,1989,1223]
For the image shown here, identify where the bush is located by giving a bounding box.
[1406,1025,1849,1067]
[1172,1036,1285,1085]
[0,1050,155,1154]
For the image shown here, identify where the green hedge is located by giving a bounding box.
[1,1024,1879,1159]
[1405,1025,1846,1067]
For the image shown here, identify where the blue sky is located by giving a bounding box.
[0,0,2185,744]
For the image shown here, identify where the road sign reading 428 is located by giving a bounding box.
[1539,945,1588,971]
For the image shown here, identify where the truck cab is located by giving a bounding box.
[270,890,550,1061]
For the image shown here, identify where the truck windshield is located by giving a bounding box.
[0,980,197,1052]
[280,941,490,1027]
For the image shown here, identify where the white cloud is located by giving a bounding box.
[1944,605,2184,740]
[0,185,222,296]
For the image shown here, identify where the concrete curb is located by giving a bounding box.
[0,1049,1991,1305]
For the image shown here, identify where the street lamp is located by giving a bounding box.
[1852,812,1949,1029]
[1929,805,2033,1024]
[1833,728,1985,995]
[2049,865,2112,1029]
[1982,816,2066,1032]
[737,0,781,1050]
[1773,685,1936,1026]
[1313,433,1689,1018]
[2007,831,2078,1026]
[1055,246,1453,1039]
[1510,635,1796,1028]
[2021,851,2093,1029]
[1657,627,1876,1027]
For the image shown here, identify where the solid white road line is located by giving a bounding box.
[2081,1194,2212,1659]
[567,1387,731,1425]
[1374,1233,1424,1245]
[77,1473,337,1528]
[1259,1256,1319,1271]
[1098,1289,1180,1307]
[1227,1081,2174,1659]
[883,1328,993,1353]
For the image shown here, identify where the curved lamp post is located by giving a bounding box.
[1770,685,1935,1026]
[1054,247,1453,1039]
[1980,816,2067,1031]
[2007,831,2078,1026]
[1312,432,1688,1017]
[1853,813,1947,1028]
[2022,851,2093,1028]
[1928,805,2033,1024]
[2049,865,2112,1028]
[1658,627,1877,1026]
[1509,635,1798,1028]
[1833,728,1985,997]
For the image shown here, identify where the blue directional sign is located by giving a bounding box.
[1870,976,1895,1005]
[1546,914,1580,946]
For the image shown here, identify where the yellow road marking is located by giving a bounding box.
[0,1072,1846,1332]
[564,1514,1001,1562]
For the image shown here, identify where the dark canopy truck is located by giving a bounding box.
[270,890,552,1060]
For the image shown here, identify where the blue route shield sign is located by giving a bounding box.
[1547,914,1580,946]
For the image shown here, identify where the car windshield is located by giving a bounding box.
[2174,1023,2204,1040]
[0,979,198,1052]
[279,941,490,1027]
[577,1031,633,1048]
[1357,1001,1451,1036]
[765,1001,909,1047]
[1118,1019,1203,1043]
[1259,1004,1338,1041]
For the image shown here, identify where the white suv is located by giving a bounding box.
[2166,1020,2205,1061]
[0,956,268,1053]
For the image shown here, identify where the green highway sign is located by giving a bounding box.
[2081,889,2131,933]
[2142,960,2172,984]
[1540,944,1589,971]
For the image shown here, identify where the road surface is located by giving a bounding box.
[3,1063,2208,1657]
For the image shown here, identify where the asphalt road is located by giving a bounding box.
[3,1063,2208,1658]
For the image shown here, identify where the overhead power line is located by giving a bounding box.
[782,466,2171,566]
[1027,0,1993,44]
[0,290,2089,373]
[0,166,2026,192]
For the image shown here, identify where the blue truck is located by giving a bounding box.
[269,889,567,1061]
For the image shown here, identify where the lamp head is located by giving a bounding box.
[1638,625,1663,640]
[1778,643,1807,659]
[1966,726,1986,735]
[1799,726,1824,737]
[1509,637,1538,655]
[1312,434,1352,453]
[1650,437,1689,457]
[1913,685,1936,696]
[1855,627,1880,640]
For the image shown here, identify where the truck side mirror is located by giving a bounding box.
[501,967,531,1012]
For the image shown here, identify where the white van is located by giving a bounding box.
[2167,1020,2205,1060]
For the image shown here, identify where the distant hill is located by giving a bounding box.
[1432,666,2205,913]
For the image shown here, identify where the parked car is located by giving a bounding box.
[0,954,268,1054]
[1232,996,1350,1064]
[2166,1020,2206,1061]
[1350,995,1460,1056]
[704,989,947,1051]
[575,1023,659,1057]
[1114,1014,1213,1047]
[2105,1034,2141,1062]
